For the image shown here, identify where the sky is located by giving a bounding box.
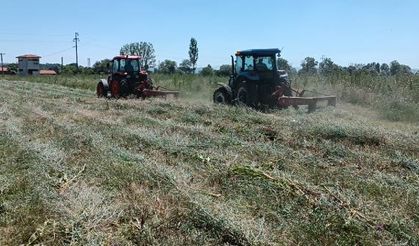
[1,0,418,69]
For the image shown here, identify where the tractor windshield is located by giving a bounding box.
[116,59,140,73]
[255,56,274,71]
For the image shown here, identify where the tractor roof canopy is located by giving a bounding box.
[236,48,280,57]
[113,55,142,60]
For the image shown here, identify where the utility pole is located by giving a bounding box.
[73,32,79,72]
[61,57,64,70]
[0,53,5,76]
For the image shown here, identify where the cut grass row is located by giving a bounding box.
[0,79,418,245]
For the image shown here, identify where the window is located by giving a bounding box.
[255,56,273,71]
[112,60,119,73]
[119,59,126,72]
[235,57,243,73]
[244,56,254,71]
[118,59,140,73]
[127,60,139,72]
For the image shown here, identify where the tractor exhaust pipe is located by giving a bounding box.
[231,55,235,76]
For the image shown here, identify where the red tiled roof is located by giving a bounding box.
[39,70,57,75]
[0,67,9,72]
[16,54,41,59]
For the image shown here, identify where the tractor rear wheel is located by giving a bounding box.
[110,80,121,98]
[213,88,231,104]
[96,82,105,98]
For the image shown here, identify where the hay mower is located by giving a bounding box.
[213,49,336,112]
[96,55,179,99]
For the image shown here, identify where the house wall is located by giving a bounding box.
[18,58,40,75]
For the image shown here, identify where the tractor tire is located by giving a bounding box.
[110,80,121,99]
[236,84,250,106]
[120,79,129,97]
[213,88,231,104]
[96,82,106,98]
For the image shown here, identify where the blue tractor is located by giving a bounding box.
[213,48,336,111]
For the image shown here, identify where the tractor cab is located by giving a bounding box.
[111,56,141,74]
[214,48,291,107]
[233,49,278,80]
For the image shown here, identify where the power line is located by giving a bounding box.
[73,32,80,71]
[43,47,74,58]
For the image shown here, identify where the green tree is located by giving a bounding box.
[179,59,192,73]
[61,63,78,75]
[390,60,402,75]
[380,63,390,76]
[6,63,17,74]
[319,58,339,76]
[93,59,111,74]
[390,60,412,75]
[361,62,380,75]
[299,57,318,75]
[200,64,214,76]
[188,38,198,73]
[120,42,156,69]
[158,60,177,74]
[216,64,232,76]
[139,42,156,69]
[120,43,139,56]
[81,67,94,75]
[277,58,291,72]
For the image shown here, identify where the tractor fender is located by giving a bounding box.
[216,83,232,97]
[99,79,110,90]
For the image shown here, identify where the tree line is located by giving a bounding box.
[278,56,415,77]
[6,37,416,78]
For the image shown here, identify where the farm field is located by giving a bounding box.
[0,78,418,245]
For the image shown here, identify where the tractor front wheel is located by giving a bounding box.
[96,82,105,98]
[213,88,231,104]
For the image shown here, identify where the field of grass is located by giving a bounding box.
[0,77,418,245]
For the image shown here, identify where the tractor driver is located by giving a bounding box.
[125,60,134,73]
[256,58,269,71]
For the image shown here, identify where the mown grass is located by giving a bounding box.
[3,72,419,123]
[0,79,418,245]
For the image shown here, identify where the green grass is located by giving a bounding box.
[3,72,419,122]
[0,78,418,245]
[291,73,419,122]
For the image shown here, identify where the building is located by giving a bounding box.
[17,54,41,75]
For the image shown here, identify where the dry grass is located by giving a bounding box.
[0,79,418,245]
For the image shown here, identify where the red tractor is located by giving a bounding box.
[96,55,178,99]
